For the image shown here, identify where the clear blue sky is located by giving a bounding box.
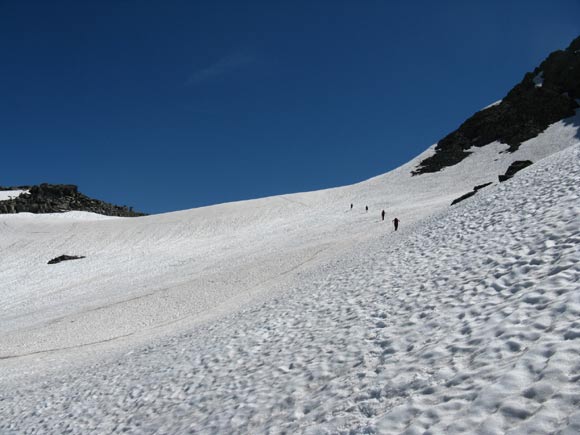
[1,0,578,213]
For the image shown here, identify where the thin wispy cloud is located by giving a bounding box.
[186,51,255,86]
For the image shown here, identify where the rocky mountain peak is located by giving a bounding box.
[412,35,580,175]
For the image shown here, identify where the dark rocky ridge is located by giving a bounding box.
[413,35,580,175]
[0,184,146,217]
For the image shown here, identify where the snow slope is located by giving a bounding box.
[0,114,578,433]
[0,190,27,201]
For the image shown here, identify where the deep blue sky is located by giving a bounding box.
[1,1,578,213]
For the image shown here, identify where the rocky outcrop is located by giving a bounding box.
[473,182,493,191]
[451,182,493,206]
[451,191,477,206]
[413,36,580,175]
[498,160,533,182]
[47,255,86,265]
[0,183,145,217]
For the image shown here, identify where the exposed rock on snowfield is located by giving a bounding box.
[450,189,477,205]
[498,160,534,182]
[413,35,580,175]
[474,182,493,191]
[450,181,493,205]
[0,183,145,217]
[47,255,86,265]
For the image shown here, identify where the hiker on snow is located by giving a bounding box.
[393,217,400,231]
[381,210,385,221]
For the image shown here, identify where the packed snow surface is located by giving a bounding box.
[0,115,579,433]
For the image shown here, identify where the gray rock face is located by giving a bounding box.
[413,36,580,175]
[0,183,146,217]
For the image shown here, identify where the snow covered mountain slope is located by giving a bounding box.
[1,112,578,368]
[1,136,578,433]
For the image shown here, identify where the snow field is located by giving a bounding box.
[0,190,27,201]
[1,142,578,433]
[1,113,577,368]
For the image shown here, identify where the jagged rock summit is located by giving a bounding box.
[413,35,580,175]
[0,183,145,217]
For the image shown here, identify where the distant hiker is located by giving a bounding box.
[350,203,353,210]
[393,217,400,231]
[381,210,385,221]
[365,205,368,212]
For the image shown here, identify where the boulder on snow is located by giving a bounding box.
[451,181,493,205]
[474,182,493,191]
[498,160,533,182]
[451,191,477,206]
[47,255,86,265]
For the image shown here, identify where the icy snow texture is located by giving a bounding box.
[0,115,579,434]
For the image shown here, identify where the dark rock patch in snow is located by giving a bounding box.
[451,182,493,206]
[413,36,580,175]
[474,182,493,191]
[451,191,477,206]
[47,255,86,265]
[498,160,533,182]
